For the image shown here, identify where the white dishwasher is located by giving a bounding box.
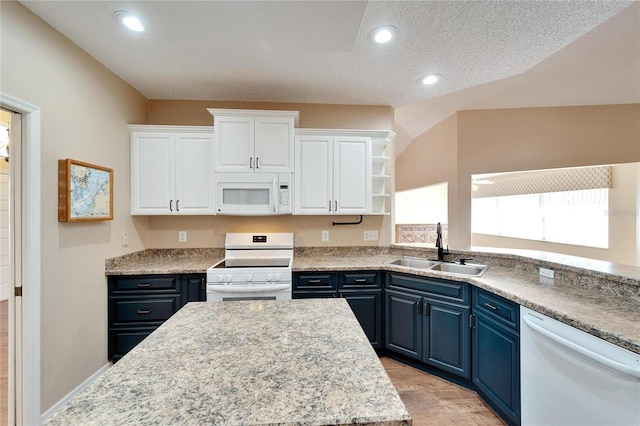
[521,307,640,426]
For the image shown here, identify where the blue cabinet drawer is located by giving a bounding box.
[112,275,180,293]
[109,327,158,361]
[293,273,336,290]
[473,288,519,331]
[386,272,470,304]
[339,271,381,289]
[112,296,181,323]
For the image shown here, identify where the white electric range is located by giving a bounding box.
[206,233,293,302]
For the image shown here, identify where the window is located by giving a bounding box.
[472,188,609,248]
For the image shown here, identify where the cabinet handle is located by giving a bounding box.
[308,279,321,283]
[250,157,253,169]
[484,302,499,311]
[416,302,421,315]
[256,157,259,169]
[328,200,331,212]
[470,314,475,329]
[424,302,429,316]
[176,200,180,212]
[169,200,173,212]
[137,283,151,288]
[137,309,152,315]
[200,277,205,291]
[354,278,367,283]
[334,200,337,211]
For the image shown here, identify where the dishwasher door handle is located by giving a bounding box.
[523,315,640,379]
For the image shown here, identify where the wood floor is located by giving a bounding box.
[380,357,505,426]
[1,300,7,426]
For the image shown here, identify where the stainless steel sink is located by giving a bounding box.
[387,257,488,277]
[429,262,488,276]
[387,257,439,269]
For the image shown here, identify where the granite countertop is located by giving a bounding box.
[45,299,412,426]
[105,247,640,354]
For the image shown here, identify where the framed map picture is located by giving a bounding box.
[58,159,113,222]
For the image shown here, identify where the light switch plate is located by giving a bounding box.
[321,230,329,241]
[178,231,187,243]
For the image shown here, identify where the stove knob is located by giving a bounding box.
[225,274,232,283]
[266,274,272,282]
[274,274,281,282]
[217,275,225,283]
[246,274,253,282]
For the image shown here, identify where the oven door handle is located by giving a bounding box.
[207,284,291,293]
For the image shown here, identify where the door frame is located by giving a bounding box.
[0,93,41,425]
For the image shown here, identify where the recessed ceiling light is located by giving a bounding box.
[418,73,442,86]
[368,25,397,44]
[114,11,144,32]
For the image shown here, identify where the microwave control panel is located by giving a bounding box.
[279,184,291,213]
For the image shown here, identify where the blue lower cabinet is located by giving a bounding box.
[384,289,470,378]
[472,287,520,425]
[341,290,382,348]
[108,273,206,361]
[293,271,382,348]
[423,298,470,379]
[384,289,423,360]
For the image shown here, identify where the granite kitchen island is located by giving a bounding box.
[46,299,412,425]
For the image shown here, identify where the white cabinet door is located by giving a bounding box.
[212,110,296,172]
[294,135,332,214]
[254,117,294,172]
[175,132,215,214]
[334,136,371,214]
[131,132,174,214]
[294,134,371,215]
[214,116,254,172]
[131,126,215,215]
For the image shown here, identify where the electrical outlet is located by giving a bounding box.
[178,231,187,243]
[539,267,555,279]
[364,230,379,241]
[122,232,128,247]
[321,230,329,241]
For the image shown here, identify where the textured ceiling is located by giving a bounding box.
[19,0,636,110]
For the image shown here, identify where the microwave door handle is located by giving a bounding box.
[272,177,277,213]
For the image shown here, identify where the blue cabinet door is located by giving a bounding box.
[384,289,423,360]
[472,310,520,425]
[423,298,470,379]
[342,290,382,348]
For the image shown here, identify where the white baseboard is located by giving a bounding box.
[40,362,112,423]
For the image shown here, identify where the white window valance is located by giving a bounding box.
[472,166,612,198]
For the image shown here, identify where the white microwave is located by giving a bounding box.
[215,172,292,215]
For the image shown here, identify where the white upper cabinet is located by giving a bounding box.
[294,130,372,215]
[209,109,299,173]
[130,125,215,215]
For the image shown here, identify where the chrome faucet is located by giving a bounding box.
[435,222,448,261]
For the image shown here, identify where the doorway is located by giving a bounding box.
[0,93,42,425]
[0,108,12,426]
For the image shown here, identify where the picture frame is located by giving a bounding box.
[58,159,113,222]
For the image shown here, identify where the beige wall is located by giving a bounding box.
[147,99,393,130]
[396,104,640,265]
[1,1,148,412]
[144,99,395,248]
